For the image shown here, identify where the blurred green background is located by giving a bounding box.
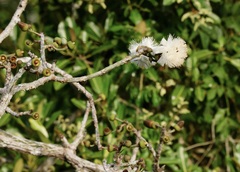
[0,0,240,171]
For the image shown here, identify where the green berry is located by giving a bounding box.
[139,140,147,149]
[124,140,132,147]
[124,155,131,162]
[83,140,91,147]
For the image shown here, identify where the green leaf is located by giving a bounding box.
[228,59,240,71]
[13,158,24,172]
[45,111,62,129]
[195,86,205,102]
[163,0,176,6]
[53,82,66,91]
[207,88,217,101]
[71,98,86,109]
[0,113,11,127]
[144,68,159,82]
[104,12,114,32]
[171,85,187,105]
[129,9,142,25]
[29,118,49,138]
[85,22,101,42]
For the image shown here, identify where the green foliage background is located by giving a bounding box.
[0,0,240,171]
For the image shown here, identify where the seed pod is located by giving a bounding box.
[18,22,31,32]
[162,135,171,143]
[126,123,134,132]
[9,56,17,63]
[67,41,75,50]
[139,140,147,149]
[11,62,17,69]
[42,68,51,76]
[25,40,33,46]
[103,127,111,136]
[32,112,39,120]
[143,120,159,129]
[15,49,24,57]
[0,54,7,63]
[31,58,41,67]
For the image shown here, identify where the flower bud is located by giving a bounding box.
[139,140,147,149]
[52,42,59,48]
[107,145,118,152]
[15,49,24,57]
[109,112,116,121]
[123,155,131,162]
[67,41,75,50]
[177,120,184,129]
[18,22,31,32]
[123,140,132,147]
[54,37,62,45]
[143,120,159,129]
[83,140,91,147]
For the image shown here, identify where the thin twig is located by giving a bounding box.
[5,107,32,117]
[154,126,166,172]
[71,101,91,150]
[53,56,133,83]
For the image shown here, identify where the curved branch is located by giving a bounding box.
[0,0,28,44]
[0,129,104,172]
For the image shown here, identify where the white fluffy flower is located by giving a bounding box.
[157,35,188,68]
[129,37,161,69]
